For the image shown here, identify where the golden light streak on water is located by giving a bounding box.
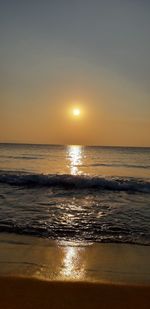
[67,145,83,175]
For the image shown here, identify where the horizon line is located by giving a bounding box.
[0,142,149,149]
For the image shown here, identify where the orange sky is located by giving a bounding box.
[0,1,150,146]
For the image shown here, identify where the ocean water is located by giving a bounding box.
[0,143,150,245]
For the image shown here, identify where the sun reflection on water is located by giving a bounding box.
[67,145,83,175]
[60,246,85,280]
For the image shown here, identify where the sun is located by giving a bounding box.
[72,108,80,117]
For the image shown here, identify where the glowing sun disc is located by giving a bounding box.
[73,108,80,116]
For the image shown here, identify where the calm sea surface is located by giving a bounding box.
[0,143,150,245]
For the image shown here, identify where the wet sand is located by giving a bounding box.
[1,276,150,309]
[0,233,150,308]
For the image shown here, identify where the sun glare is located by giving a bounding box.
[73,108,80,116]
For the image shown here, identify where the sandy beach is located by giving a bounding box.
[1,276,150,309]
[0,233,150,308]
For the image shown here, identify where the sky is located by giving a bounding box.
[0,0,150,146]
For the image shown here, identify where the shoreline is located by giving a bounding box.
[0,233,150,308]
[0,233,150,285]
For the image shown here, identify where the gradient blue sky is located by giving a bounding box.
[0,0,150,146]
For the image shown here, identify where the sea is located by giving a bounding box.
[0,143,150,245]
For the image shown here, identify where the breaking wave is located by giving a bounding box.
[0,171,149,193]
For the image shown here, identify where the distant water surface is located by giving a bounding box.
[0,143,150,245]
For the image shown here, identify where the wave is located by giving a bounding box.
[0,155,43,160]
[0,171,149,193]
[0,225,149,245]
[90,163,150,169]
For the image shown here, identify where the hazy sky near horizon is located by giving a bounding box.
[0,0,150,146]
